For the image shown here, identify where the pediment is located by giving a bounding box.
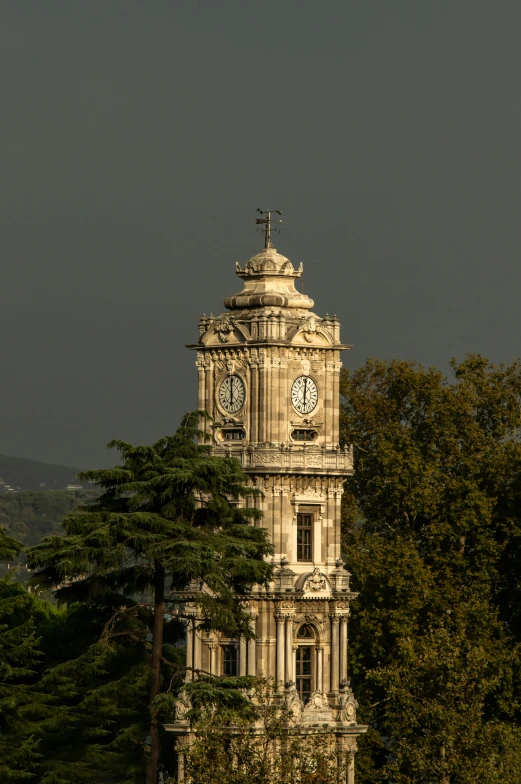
[200,316,250,346]
[201,327,246,347]
[294,568,332,597]
[288,318,334,347]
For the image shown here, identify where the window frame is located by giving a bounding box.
[295,645,313,704]
[221,643,238,676]
[297,512,314,562]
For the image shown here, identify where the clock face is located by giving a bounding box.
[291,376,318,414]
[219,375,246,413]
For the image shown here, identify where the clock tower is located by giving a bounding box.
[169,215,367,782]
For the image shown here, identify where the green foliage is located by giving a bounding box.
[183,674,257,722]
[27,412,272,635]
[0,528,55,782]
[182,679,342,784]
[341,356,521,783]
[25,411,273,783]
[0,490,98,579]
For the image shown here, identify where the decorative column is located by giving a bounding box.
[316,646,324,693]
[204,358,213,436]
[340,616,348,683]
[193,619,202,674]
[285,616,293,685]
[250,361,258,443]
[248,615,257,677]
[330,615,340,693]
[196,354,205,414]
[177,748,185,783]
[275,614,285,689]
[258,359,266,442]
[186,618,193,680]
[240,636,247,676]
[209,644,217,675]
[347,750,355,784]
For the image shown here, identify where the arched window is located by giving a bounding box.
[297,623,314,639]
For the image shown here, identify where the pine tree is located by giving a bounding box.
[27,412,273,784]
[32,600,152,784]
[0,528,48,781]
[340,356,521,783]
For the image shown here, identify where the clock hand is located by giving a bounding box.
[229,379,233,406]
[303,378,308,407]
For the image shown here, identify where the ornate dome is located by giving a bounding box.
[225,245,314,312]
[236,246,301,277]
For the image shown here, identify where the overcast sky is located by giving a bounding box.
[1,0,521,467]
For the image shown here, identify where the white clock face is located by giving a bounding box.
[219,375,246,413]
[291,376,318,414]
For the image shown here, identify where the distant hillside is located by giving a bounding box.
[0,454,81,491]
[0,488,99,580]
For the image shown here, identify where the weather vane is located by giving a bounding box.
[256,209,282,249]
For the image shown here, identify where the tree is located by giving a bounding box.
[27,412,273,784]
[180,678,341,784]
[340,356,521,783]
[0,528,51,781]
[31,599,153,784]
[0,489,98,579]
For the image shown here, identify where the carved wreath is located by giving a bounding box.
[304,567,327,592]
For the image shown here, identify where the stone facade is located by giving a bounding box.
[166,241,367,781]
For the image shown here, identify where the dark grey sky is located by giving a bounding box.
[2,0,521,467]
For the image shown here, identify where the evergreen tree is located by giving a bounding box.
[0,529,48,781]
[32,600,152,784]
[340,356,521,783]
[27,412,273,784]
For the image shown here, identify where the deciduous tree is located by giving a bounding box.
[341,356,521,783]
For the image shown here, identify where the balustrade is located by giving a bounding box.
[211,443,353,473]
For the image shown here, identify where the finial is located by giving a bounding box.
[256,208,282,249]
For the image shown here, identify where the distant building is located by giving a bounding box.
[66,483,82,491]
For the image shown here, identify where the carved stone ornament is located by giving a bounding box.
[306,690,328,709]
[304,567,327,593]
[287,692,303,725]
[344,701,357,721]
[174,690,192,724]
[301,359,311,375]
[301,691,334,724]
[301,318,318,343]
[294,489,325,502]
[302,613,323,633]
[213,315,236,343]
[339,680,358,724]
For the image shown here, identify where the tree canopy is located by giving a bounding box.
[26,411,273,784]
[341,355,521,783]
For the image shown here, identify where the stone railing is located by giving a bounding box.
[211,443,354,474]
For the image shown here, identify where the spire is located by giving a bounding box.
[255,209,282,249]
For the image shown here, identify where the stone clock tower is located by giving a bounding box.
[168,215,367,782]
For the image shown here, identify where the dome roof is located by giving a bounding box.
[225,245,314,312]
[236,245,301,277]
